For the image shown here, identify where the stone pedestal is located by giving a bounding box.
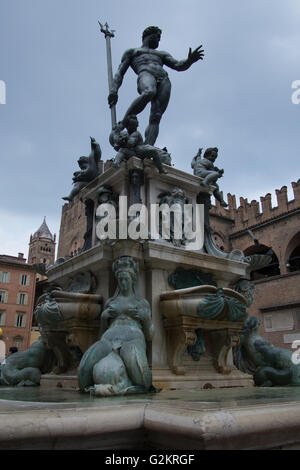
[43,158,253,390]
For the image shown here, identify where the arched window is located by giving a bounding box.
[288,246,300,272]
[244,244,280,280]
[285,232,300,273]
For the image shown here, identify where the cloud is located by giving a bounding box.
[0,0,299,255]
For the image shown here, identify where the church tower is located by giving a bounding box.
[28,217,56,265]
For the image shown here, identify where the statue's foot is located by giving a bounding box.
[62,197,70,201]
[159,168,168,174]
[113,162,121,169]
[220,201,228,208]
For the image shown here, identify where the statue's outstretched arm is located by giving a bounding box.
[163,46,204,71]
[90,136,102,164]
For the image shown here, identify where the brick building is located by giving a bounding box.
[210,179,300,350]
[57,196,86,259]
[0,253,36,352]
[56,160,112,259]
[56,165,300,350]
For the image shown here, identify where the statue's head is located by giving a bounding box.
[142,26,162,49]
[113,256,139,290]
[97,185,114,204]
[123,114,139,133]
[77,156,89,169]
[170,187,186,200]
[204,147,218,162]
[241,315,260,335]
[160,147,172,165]
[235,279,255,307]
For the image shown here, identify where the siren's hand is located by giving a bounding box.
[127,308,140,322]
[103,306,118,321]
[108,91,118,108]
[188,45,204,64]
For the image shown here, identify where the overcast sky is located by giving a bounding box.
[1,0,300,258]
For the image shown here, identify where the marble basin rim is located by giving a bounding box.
[37,289,103,322]
[160,284,248,318]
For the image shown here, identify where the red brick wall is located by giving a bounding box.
[57,196,86,259]
[210,180,300,350]
[247,272,300,350]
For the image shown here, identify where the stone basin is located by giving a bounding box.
[159,285,248,376]
[35,290,103,374]
[36,290,103,324]
[160,284,248,320]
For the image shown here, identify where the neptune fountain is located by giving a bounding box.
[0,24,299,451]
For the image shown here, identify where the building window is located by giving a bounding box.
[20,274,30,286]
[264,315,273,331]
[244,245,280,280]
[0,311,6,326]
[15,313,26,328]
[0,272,9,283]
[13,336,23,349]
[0,291,8,303]
[287,244,300,273]
[17,293,28,305]
[263,311,294,332]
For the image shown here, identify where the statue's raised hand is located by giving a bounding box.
[108,91,118,108]
[188,45,204,64]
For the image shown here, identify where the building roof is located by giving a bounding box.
[32,217,54,241]
[0,253,34,270]
[0,254,26,264]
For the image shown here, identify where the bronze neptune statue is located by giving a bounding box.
[108,26,204,145]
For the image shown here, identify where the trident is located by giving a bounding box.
[98,21,117,129]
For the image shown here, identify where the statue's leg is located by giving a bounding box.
[120,341,152,391]
[62,183,86,202]
[113,151,125,168]
[144,77,171,145]
[122,71,157,122]
[213,184,228,207]
[78,338,112,392]
[202,171,219,186]
[136,145,167,174]
[152,150,168,174]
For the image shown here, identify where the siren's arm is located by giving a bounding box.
[100,305,117,334]
[141,301,155,341]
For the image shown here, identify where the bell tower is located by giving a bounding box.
[28,217,56,265]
